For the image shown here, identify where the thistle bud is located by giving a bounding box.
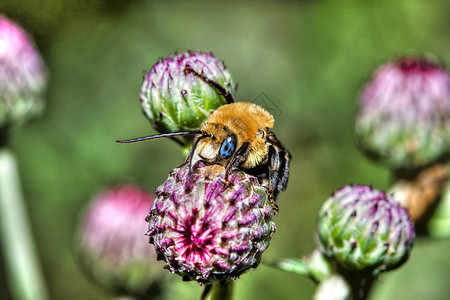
[140,51,236,148]
[76,185,165,296]
[0,15,47,128]
[146,163,276,285]
[355,57,450,169]
[317,185,415,275]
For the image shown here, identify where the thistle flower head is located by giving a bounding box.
[317,185,415,275]
[355,57,450,169]
[146,163,276,285]
[140,51,236,148]
[76,185,164,296]
[0,15,47,127]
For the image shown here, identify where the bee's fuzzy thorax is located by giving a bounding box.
[202,102,274,143]
[206,102,274,134]
[199,102,274,167]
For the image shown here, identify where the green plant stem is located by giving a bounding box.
[389,164,448,229]
[202,281,234,300]
[211,281,234,300]
[338,267,375,300]
[0,149,49,300]
[349,275,374,300]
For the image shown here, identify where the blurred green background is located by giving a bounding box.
[1,0,450,299]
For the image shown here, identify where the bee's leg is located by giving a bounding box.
[266,144,291,210]
[266,133,291,197]
[185,132,213,171]
[276,149,290,193]
[266,145,282,213]
[184,67,235,104]
[179,133,211,192]
[269,194,279,215]
[224,142,250,183]
[268,145,280,195]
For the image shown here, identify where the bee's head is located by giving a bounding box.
[193,123,240,163]
[116,128,239,170]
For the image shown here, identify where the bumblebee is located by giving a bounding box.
[118,68,291,208]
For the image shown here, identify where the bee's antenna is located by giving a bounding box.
[116,131,203,144]
[183,67,235,104]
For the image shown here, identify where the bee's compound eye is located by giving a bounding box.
[219,134,237,159]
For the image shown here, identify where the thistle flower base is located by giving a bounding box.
[146,163,276,285]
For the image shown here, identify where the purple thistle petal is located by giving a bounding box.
[356,56,450,169]
[0,15,47,127]
[76,185,164,295]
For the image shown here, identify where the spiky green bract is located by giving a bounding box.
[146,163,276,285]
[0,15,47,128]
[355,57,450,169]
[140,51,236,148]
[317,185,415,275]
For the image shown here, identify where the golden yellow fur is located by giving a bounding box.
[197,102,274,168]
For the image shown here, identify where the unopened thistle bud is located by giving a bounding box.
[0,15,47,128]
[76,185,165,296]
[355,57,450,169]
[146,163,276,285]
[317,185,415,275]
[140,51,236,148]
